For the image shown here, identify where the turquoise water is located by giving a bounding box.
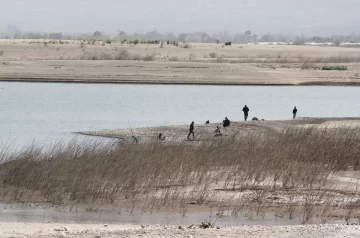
[0,82,360,150]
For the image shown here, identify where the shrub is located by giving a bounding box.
[114,49,130,60]
[216,56,225,63]
[169,56,179,61]
[132,54,141,60]
[80,53,98,60]
[0,51,4,56]
[143,53,156,61]
[301,62,320,70]
[98,53,113,60]
[322,65,347,71]
[106,40,112,44]
[188,53,196,61]
[209,52,217,58]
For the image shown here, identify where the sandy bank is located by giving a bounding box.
[0,60,360,86]
[80,117,360,143]
[1,40,360,86]
[1,222,359,238]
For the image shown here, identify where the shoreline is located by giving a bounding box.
[79,117,360,143]
[1,78,360,86]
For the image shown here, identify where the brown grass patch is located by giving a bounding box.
[1,127,359,222]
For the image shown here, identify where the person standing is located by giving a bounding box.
[187,121,195,140]
[242,105,250,121]
[293,106,298,119]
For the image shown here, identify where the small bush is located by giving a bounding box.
[322,65,348,71]
[143,53,156,61]
[80,53,98,60]
[209,52,217,58]
[132,54,141,60]
[301,62,320,70]
[106,40,112,44]
[98,53,113,60]
[216,56,225,63]
[114,49,130,60]
[183,43,191,48]
[188,53,196,61]
[169,56,179,61]
[0,50,4,56]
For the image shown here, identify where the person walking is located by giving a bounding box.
[293,106,298,119]
[187,121,195,140]
[242,105,250,121]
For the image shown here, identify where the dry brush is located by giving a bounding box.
[0,127,359,223]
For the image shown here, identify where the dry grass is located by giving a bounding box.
[301,62,320,70]
[0,127,360,222]
[79,52,113,60]
[76,49,156,61]
[209,52,217,58]
[143,53,157,61]
[114,49,131,60]
[169,56,180,61]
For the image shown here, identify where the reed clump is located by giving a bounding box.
[0,127,359,222]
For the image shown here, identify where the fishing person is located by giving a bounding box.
[293,106,298,119]
[187,121,195,140]
[242,105,250,121]
[215,125,222,137]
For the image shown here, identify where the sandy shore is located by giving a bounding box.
[80,117,360,144]
[1,222,359,238]
[1,40,360,85]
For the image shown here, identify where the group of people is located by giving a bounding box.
[187,105,298,140]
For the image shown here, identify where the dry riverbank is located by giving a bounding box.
[80,117,360,144]
[1,40,360,85]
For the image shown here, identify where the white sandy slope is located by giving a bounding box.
[1,223,360,238]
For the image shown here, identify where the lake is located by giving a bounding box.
[1,82,360,150]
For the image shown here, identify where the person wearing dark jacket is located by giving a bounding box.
[187,121,195,140]
[293,106,298,119]
[242,105,250,121]
[223,117,231,127]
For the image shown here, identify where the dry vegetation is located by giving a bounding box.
[2,39,360,66]
[1,127,360,224]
